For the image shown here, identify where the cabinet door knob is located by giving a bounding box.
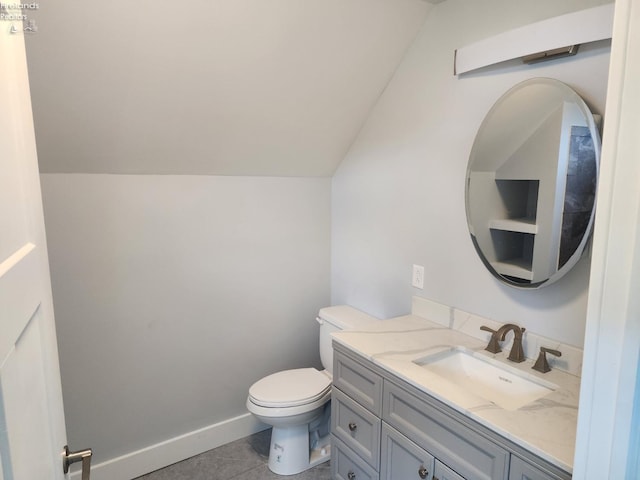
[347,471,356,479]
[348,422,357,432]
[418,465,428,479]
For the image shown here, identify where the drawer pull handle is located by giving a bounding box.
[348,422,357,432]
[418,465,428,479]
[347,471,356,479]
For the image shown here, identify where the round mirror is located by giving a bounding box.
[465,78,601,288]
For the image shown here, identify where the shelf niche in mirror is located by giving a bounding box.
[465,78,601,288]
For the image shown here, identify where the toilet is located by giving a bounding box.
[246,305,378,476]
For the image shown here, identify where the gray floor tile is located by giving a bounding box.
[232,462,331,480]
[135,429,331,480]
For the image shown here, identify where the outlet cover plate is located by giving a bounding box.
[412,264,425,289]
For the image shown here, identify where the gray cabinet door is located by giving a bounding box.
[509,456,566,480]
[380,424,434,480]
[383,381,508,480]
[434,460,466,480]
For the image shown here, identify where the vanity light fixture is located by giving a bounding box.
[522,45,580,65]
[453,4,612,75]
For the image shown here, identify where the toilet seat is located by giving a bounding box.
[248,368,331,408]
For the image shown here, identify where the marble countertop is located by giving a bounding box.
[331,314,580,473]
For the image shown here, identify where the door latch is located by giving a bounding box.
[63,445,92,480]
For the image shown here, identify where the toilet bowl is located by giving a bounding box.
[247,368,332,475]
[246,306,378,476]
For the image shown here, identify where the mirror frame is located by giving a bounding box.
[465,78,601,289]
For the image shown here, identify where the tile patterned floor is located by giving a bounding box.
[134,429,331,480]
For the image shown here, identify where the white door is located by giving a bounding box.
[0,23,69,480]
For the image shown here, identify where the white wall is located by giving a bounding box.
[331,0,612,347]
[40,174,330,467]
[26,0,430,177]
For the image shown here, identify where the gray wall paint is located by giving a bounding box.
[40,174,330,463]
[331,0,612,347]
[25,0,430,176]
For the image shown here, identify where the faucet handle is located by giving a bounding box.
[532,347,562,373]
[480,326,501,353]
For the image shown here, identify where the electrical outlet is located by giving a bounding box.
[412,264,425,289]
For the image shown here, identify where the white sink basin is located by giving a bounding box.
[413,346,557,410]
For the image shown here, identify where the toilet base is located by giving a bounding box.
[267,425,331,476]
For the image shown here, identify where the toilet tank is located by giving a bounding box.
[316,306,379,376]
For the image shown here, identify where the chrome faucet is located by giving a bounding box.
[480,323,526,363]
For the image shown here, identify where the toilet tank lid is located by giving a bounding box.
[317,305,379,330]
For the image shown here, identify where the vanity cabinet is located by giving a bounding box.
[508,456,566,480]
[331,345,571,480]
[383,381,508,480]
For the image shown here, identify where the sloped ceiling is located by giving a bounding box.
[25,0,433,176]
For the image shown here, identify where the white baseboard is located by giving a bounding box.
[71,413,269,480]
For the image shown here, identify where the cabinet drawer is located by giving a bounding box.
[332,435,379,480]
[509,456,571,480]
[383,381,508,480]
[332,387,381,469]
[334,350,383,415]
[380,423,435,480]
